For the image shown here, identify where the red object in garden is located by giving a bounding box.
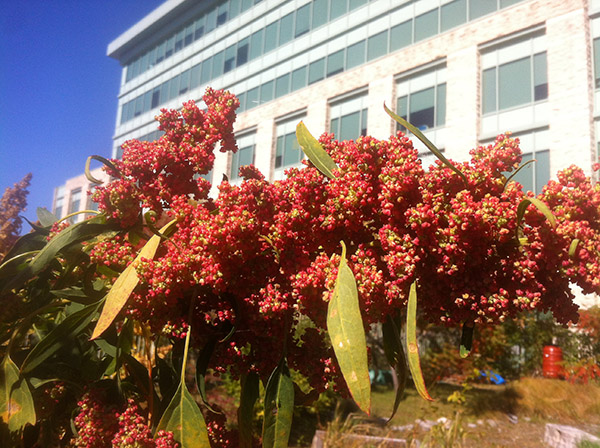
[543,345,563,379]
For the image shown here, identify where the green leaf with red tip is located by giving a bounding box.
[406,282,434,402]
[384,103,467,185]
[382,313,407,422]
[0,356,36,432]
[91,219,177,340]
[459,323,475,358]
[239,372,260,448]
[296,121,338,179]
[262,357,294,448]
[156,328,210,447]
[327,241,371,414]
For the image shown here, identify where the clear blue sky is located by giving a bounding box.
[0,0,164,227]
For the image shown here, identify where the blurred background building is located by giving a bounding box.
[54,0,600,228]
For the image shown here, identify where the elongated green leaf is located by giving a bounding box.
[406,282,434,401]
[384,103,467,184]
[503,159,536,191]
[296,121,338,179]
[85,155,119,184]
[516,197,556,243]
[327,241,371,414]
[156,329,210,448]
[382,313,407,422]
[0,251,37,280]
[91,219,177,340]
[569,239,580,258]
[459,323,475,359]
[20,300,102,375]
[239,372,260,448]
[0,357,36,432]
[2,217,113,293]
[36,207,57,227]
[262,358,294,448]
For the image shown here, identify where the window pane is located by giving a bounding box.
[217,3,228,26]
[360,109,367,136]
[469,0,496,20]
[224,44,236,73]
[169,74,180,99]
[275,136,284,168]
[279,13,294,45]
[312,0,328,28]
[396,95,408,131]
[500,0,521,7]
[367,30,388,61]
[330,117,340,136]
[535,149,550,194]
[482,67,496,113]
[194,17,205,40]
[249,29,264,60]
[441,0,466,32]
[241,0,253,12]
[179,69,190,95]
[346,40,365,69]
[238,91,247,112]
[330,0,347,20]
[237,37,249,66]
[246,87,259,109]
[275,74,290,97]
[340,111,360,141]
[436,83,446,126]
[390,20,412,51]
[595,38,600,88]
[498,57,531,110]
[308,58,325,84]
[296,4,311,37]
[349,0,367,10]
[284,133,302,166]
[513,152,534,193]
[212,50,224,78]
[191,63,202,89]
[184,25,194,46]
[410,87,435,130]
[292,66,307,91]
[264,22,278,53]
[534,52,548,101]
[415,9,438,42]
[160,81,169,104]
[165,36,175,58]
[239,145,254,166]
[201,57,212,84]
[230,0,241,18]
[260,80,274,103]
[206,9,217,32]
[327,49,344,77]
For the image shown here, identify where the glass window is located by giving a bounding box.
[594,38,600,88]
[264,22,279,53]
[238,91,247,112]
[312,0,328,28]
[415,9,438,42]
[498,57,531,110]
[340,111,361,141]
[156,41,166,63]
[436,83,446,126]
[54,196,64,219]
[295,4,311,37]
[367,30,388,61]
[292,66,308,91]
[469,0,496,20]
[279,13,294,45]
[217,3,228,25]
[212,50,224,78]
[237,37,249,66]
[169,74,180,99]
[276,132,303,169]
[308,58,325,84]
[165,36,175,58]
[327,49,344,77]
[246,86,259,109]
[160,81,169,104]
[249,29,264,60]
[482,67,497,114]
[241,0,253,11]
[534,52,548,101]
[206,8,217,33]
[230,0,241,18]
[191,63,202,89]
[143,91,151,113]
[224,44,236,73]
[201,57,212,84]
[134,96,143,117]
[194,16,205,40]
[346,40,365,69]
[69,189,82,214]
[231,145,255,179]
[151,87,160,109]
[500,0,521,7]
[276,74,290,98]
[512,150,550,194]
[410,87,435,130]
[184,24,194,46]
[441,0,466,32]
[260,80,274,103]
[349,0,367,10]
[390,20,412,52]
[179,69,190,95]
[330,0,347,20]
[174,30,184,52]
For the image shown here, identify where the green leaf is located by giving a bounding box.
[91,219,177,340]
[85,155,119,184]
[20,300,103,375]
[384,103,468,184]
[238,372,260,448]
[296,121,338,179]
[382,313,408,422]
[516,197,556,243]
[327,241,371,414]
[569,239,580,258]
[36,207,57,227]
[459,323,475,359]
[503,159,536,191]
[1,217,114,293]
[156,329,210,448]
[262,357,294,448]
[406,282,434,402]
[0,357,36,432]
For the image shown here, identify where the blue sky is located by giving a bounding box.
[0,0,164,228]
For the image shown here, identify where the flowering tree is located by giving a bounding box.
[1,88,599,447]
[0,173,32,258]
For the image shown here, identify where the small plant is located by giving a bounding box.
[420,412,466,448]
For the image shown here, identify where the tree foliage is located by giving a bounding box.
[0,173,32,258]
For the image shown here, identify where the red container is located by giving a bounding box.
[542,345,563,379]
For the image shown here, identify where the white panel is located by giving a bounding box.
[497,40,530,64]
[498,106,534,132]
[367,15,390,35]
[414,0,438,16]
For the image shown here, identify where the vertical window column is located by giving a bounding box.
[230,132,256,181]
[329,91,368,141]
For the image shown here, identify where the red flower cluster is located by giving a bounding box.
[89,88,600,389]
